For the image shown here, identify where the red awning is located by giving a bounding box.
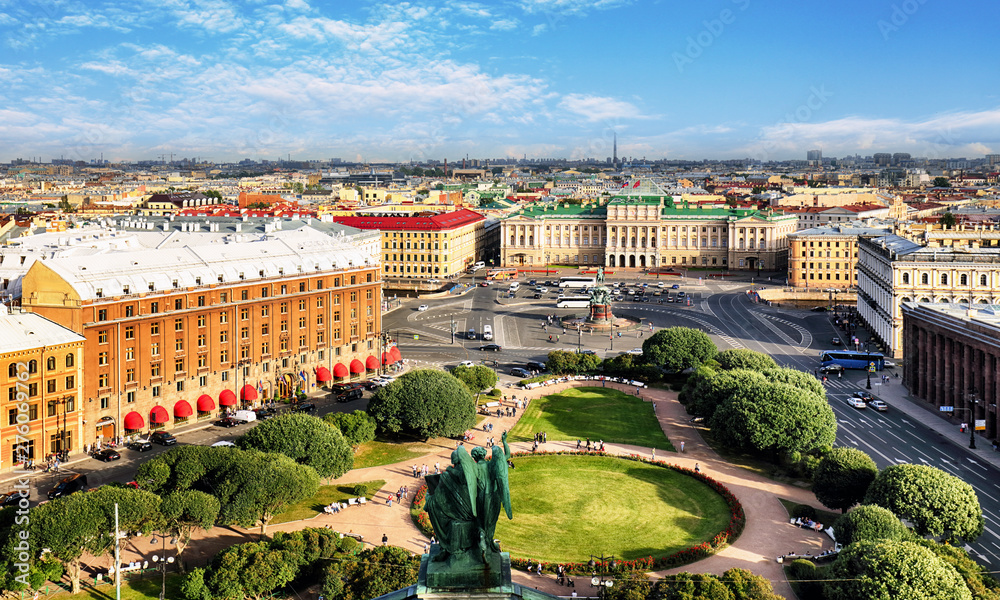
[123,411,144,430]
[198,394,216,411]
[174,400,194,418]
[241,384,258,402]
[150,406,169,424]
[365,355,379,371]
[390,346,402,362]
[350,359,365,374]
[219,389,237,406]
[316,366,332,382]
[333,363,349,378]
[382,352,391,365]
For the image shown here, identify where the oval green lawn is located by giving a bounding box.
[494,455,730,563]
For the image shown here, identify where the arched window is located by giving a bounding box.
[7,363,15,378]
[902,273,910,284]
[960,274,968,286]
[941,274,948,285]
[66,353,74,368]
[981,274,988,287]
[46,356,56,371]
[27,360,37,373]
[921,273,929,285]
[920,297,931,302]
[900,297,912,303]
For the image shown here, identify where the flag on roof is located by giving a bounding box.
[633,180,641,188]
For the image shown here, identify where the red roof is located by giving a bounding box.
[331,209,485,231]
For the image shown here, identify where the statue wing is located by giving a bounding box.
[454,446,479,518]
[490,446,513,520]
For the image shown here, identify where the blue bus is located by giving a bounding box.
[820,350,884,371]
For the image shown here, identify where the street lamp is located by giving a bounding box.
[588,553,616,600]
[48,396,71,461]
[236,358,252,410]
[965,389,980,450]
[150,534,175,600]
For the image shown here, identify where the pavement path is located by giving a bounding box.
[157,381,833,600]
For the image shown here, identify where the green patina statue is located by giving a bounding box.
[425,432,512,568]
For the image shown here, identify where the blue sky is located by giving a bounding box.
[1,0,998,163]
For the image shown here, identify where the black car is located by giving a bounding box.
[526,361,546,372]
[533,293,542,299]
[47,474,89,499]
[127,439,153,452]
[150,431,177,445]
[93,448,121,462]
[527,279,537,286]
[810,306,828,312]
[479,344,502,352]
[819,364,844,374]
[361,380,380,391]
[215,417,243,428]
[293,402,319,413]
[510,367,530,378]
[831,337,842,345]
[853,391,874,402]
[254,407,279,420]
[0,491,24,507]
[335,388,363,403]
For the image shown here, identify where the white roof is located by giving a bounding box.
[0,306,85,352]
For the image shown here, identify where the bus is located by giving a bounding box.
[820,350,884,371]
[558,276,597,288]
[486,268,518,281]
[556,295,591,308]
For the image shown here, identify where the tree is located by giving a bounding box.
[863,463,983,542]
[710,381,836,457]
[825,540,971,600]
[323,410,377,447]
[720,568,783,600]
[651,571,735,600]
[236,413,353,479]
[761,367,825,399]
[934,176,952,188]
[450,364,498,394]
[812,447,879,512]
[687,369,767,419]
[367,369,476,439]
[160,491,221,571]
[714,349,777,371]
[833,505,909,546]
[911,538,1000,600]
[205,541,299,600]
[940,211,958,229]
[546,350,580,374]
[642,327,717,372]
[604,571,651,600]
[324,546,419,600]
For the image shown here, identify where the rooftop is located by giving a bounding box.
[330,208,485,231]
[0,305,85,352]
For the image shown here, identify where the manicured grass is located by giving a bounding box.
[495,455,730,563]
[509,387,672,450]
[46,575,185,599]
[271,479,385,524]
[353,439,435,470]
[778,498,842,528]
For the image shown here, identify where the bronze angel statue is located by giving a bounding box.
[424,432,512,567]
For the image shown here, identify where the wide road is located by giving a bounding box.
[386,274,1000,569]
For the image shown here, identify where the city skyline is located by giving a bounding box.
[2,0,998,163]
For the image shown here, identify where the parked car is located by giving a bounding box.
[627,348,644,355]
[819,364,844,374]
[846,397,867,409]
[459,360,476,368]
[479,344,503,352]
[480,282,489,287]
[869,399,889,411]
[48,474,89,499]
[293,402,319,413]
[853,391,874,402]
[417,304,429,311]
[883,359,896,368]
[0,492,22,507]
[254,407,280,420]
[467,329,477,340]
[211,441,236,447]
[656,282,665,288]
[150,431,177,445]
[831,337,842,345]
[335,388,362,403]
[127,439,153,452]
[527,279,537,286]
[533,293,542,299]
[526,361,546,371]
[214,417,243,428]
[232,409,257,423]
[671,284,680,289]
[577,349,597,355]
[92,448,121,462]
[810,306,828,312]
[510,367,530,377]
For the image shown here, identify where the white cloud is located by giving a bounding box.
[531,23,547,35]
[285,0,310,10]
[490,18,518,30]
[558,94,646,122]
[517,0,632,17]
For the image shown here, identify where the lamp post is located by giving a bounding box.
[450,318,456,345]
[588,553,616,600]
[865,349,873,390]
[150,534,175,600]
[965,390,980,449]
[236,358,252,410]
[48,396,71,460]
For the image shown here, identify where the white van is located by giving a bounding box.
[233,410,257,423]
[508,282,520,291]
[482,324,493,341]
[472,261,485,271]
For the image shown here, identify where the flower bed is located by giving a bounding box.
[410,484,434,538]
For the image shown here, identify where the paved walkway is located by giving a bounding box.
[166,381,833,600]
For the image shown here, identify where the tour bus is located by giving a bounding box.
[820,350,884,371]
[556,295,591,308]
[558,276,597,288]
[486,268,518,281]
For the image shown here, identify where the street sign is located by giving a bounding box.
[868,362,876,373]
[939,406,955,412]
[413,335,419,340]
[975,419,987,430]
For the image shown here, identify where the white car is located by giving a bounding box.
[883,360,896,368]
[656,282,665,288]
[459,360,476,368]
[869,399,889,411]
[846,397,867,409]
[417,304,429,311]
[627,348,644,355]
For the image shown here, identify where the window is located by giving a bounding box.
[151,364,160,377]
[98,330,108,344]
[125,347,134,361]
[126,391,134,403]
[125,326,135,340]
[241,290,248,300]
[198,315,206,328]
[902,273,909,284]
[97,309,107,321]
[982,274,988,286]
[152,385,160,397]
[98,374,108,388]
[198,334,206,347]
[46,356,56,371]
[98,352,109,366]
[47,380,56,394]
[199,375,207,387]
[261,306,269,317]
[941,274,948,285]
[125,305,134,317]
[125,368,135,383]
[101,397,110,409]
[960,274,968,286]
[241,308,249,320]
[175,318,183,331]
[175,359,184,373]
[280,302,288,314]
[317,298,324,308]
[220,312,228,324]
[298,317,306,328]
[174,298,183,310]
[151,343,159,356]
[261,323,269,335]
[921,273,929,285]
[220,348,228,363]
[220,330,228,343]
[175,339,183,351]
[150,322,160,335]
[197,295,205,307]
[65,353,74,368]
[241,327,249,340]
[151,302,159,314]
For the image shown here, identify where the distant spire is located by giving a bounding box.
[613,132,618,170]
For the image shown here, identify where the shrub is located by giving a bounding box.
[338,535,360,554]
[352,484,370,498]
[791,504,817,520]
[788,558,816,579]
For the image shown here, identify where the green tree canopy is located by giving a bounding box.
[832,505,909,546]
[236,413,353,479]
[642,327,718,372]
[204,541,299,600]
[160,491,221,570]
[719,568,784,600]
[863,463,983,542]
[714,349,777,371]
[825,540,971,600]
[367,369,476,439]
[323,410,377,447]
[710,381,836,457]
[933,176,952,188]
[760,367,825,399]
[450,364,498,393]
[813,447,879,513]
[940,211,957,228]
[323,546,420,600]
[651,572,735,600]
[686,368,767,419]
[546,350,580,375]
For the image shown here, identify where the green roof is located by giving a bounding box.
[608,194,672,206]
[509,203,607,219]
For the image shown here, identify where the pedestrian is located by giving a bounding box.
[435,461,441,474]
[387,495,393,507]
[838,371,842,379]
[543,432,547,443]
[651,448,655,460]
[537,563,543,576]
[679,441,685,453]
[412,464,418,477]
[423,542,430,554]
[694,463,700,473]
[600,440,605,451]
[813,369,818,377]
[382,533,388,546]
[577,439,581,449]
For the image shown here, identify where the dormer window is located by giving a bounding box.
[123,285,130,294]
[172,280,179,288]
[239,272,245,280]
[149,282,156,291]
[96,288,103,298]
